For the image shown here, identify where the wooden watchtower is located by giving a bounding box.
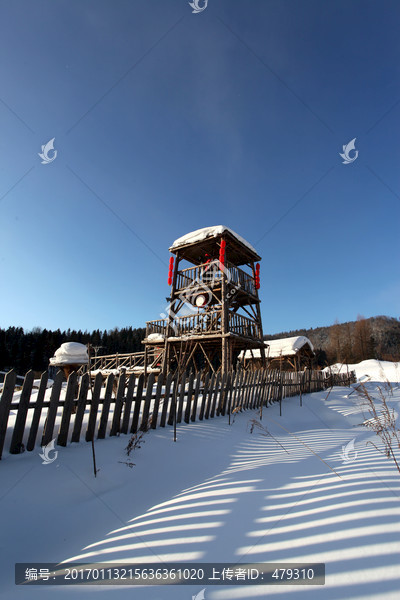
[144,226,266,375]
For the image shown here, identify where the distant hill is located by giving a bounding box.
[265,316,400,366]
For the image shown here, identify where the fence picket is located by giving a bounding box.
[140,372,156,431]
[130,374,144,434]
[217,373,227,416]
[71,373,90,443]
[184,373,194,424]
[121,374,136,434]
[41,371,64,447]
[27,372,48,451]
[0,370,17,459]
[199,373,210,421]
[204,373,215,419]
[86,373,103,442]
[57,372,78,447]
[177,372,187,424]
[191,374,201,422]
[160,373,173,427]
[110,373,126,436]
[151,373,164,429]
[10,370,34,454]
[210,373,220,418]
[167,376,178,427]
[244,371,253,410]
[98,374,115,439]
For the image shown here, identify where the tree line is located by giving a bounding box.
[266,315,400,366]
[0,326,146,374]
[1,315,399,376]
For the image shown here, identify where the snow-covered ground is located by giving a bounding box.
[1,360,400,599]
[327,359,400,384]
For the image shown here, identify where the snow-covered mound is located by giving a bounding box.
[49,342,89,366]
[327,359,399,383]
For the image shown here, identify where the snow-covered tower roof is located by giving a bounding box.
[169,225,261,266]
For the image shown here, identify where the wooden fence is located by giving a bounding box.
[0,368,355,460]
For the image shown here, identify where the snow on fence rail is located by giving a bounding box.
[0,368,355,460]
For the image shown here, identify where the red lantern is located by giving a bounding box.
[255,263,260,289]
[219,239,226,267]
[168,256,174,286]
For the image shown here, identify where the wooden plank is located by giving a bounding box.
[216,373,227,416]
[176,372,187,424]
[247,371,256,410]
[140,372,156,431]
[160,372,173,427]
[57,372,78,447]
[167,375,179,427]
[41,371,64,447]
[27,371,48,451]
[220,373,231,416]
[71,373,90,443]
[226,371,234,422]
[0,370,17,460]
[121,374,136,434]
[151,373,164,429]
[10,370,35,454]
[204,373,215,419]
[184,373,194,424]
[259,368,268,409]
[232,370,243,412]
[191,374,201,422]
[251,370,261,409]
[239,370,249,410]
[130,374,144,434]
[110,373,126,436]
[199,373,210,420]
[226,371,236,418]
[252,369,260,408]
[210,373,220,418]
[260,368,267,407]
[86,372,102,442]
[240,370,250,410]
[98,373,114,439]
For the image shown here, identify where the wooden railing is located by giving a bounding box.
[175,261,256,297]
[0,367,356,459]
[146,310,261,339]
[81,347,164,374]
[229,312,261,338]
[90,352,146,371]
[146,310,223,338]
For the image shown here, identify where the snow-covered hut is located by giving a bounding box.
[239,336,315,370]
[49,342,89,379]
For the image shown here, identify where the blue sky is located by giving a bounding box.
[0,0,399,335]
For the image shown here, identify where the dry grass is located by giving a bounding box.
[357,383,400,475]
